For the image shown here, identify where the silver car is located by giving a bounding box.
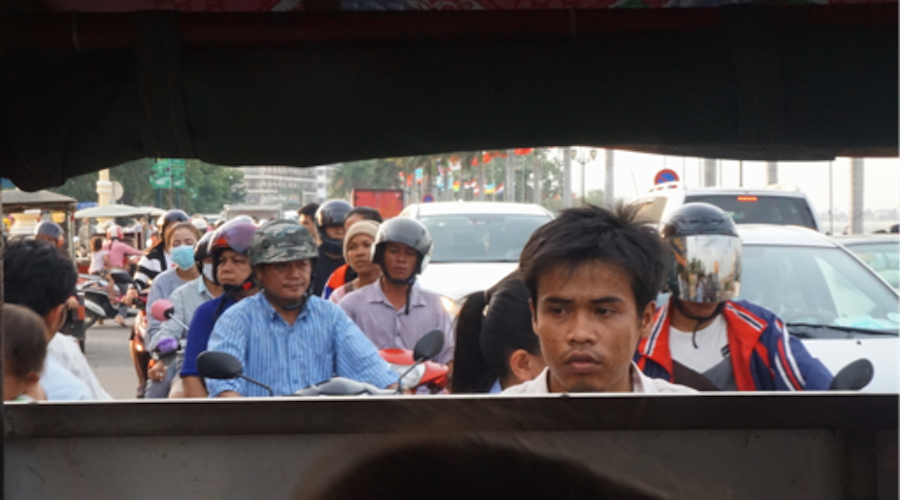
[399,202,554,304]
[738,225,898,392]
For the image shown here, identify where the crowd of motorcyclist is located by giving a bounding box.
[3,198,837,402]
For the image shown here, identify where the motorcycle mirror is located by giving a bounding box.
[197,351,244,380]
[829,358,874,391]
[150,299,176,322]
[413,330,444,362]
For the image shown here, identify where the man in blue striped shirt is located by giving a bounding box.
[206,220,397,398]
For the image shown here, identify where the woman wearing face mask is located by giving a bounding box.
[329,220,381,304]
[143,222,202,398]
[150,231,222,398]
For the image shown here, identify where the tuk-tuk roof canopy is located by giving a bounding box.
[1,189,78,213]
[2,3,896,191]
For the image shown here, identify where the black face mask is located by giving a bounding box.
[318,232,343,257]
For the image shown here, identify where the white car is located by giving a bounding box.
[633,183,822,232]
[737,225,898,391]
[398,202,554,304]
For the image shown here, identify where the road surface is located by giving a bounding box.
[83,321,140,400]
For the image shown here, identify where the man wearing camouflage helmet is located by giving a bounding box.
[205,220,398,397]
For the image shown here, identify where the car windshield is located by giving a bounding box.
[741,244,899,336]
[842,241,899,289]
[686,194,817,230]
[419,214,550,263]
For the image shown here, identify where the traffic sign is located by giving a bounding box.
[422,194,434,203]
[654,169,680,185]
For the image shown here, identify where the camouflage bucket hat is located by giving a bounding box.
[249,220,318,266]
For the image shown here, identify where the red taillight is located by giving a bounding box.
[737,196,758,202]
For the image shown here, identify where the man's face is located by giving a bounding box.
[531,260,654,393]
[256,260,312,303]
[324,224,345,241]
[299,215,316,238]
[217,250,252,286]
[344,214,364,230]
[382,242,417,282]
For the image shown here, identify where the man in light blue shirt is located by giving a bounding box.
[206,220,397,398]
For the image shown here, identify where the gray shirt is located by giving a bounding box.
[339,280,454,364]
[146,268,191,348]
[151,277,217,350]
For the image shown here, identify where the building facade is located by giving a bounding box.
[240,165,333,209]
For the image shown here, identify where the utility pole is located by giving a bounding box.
[703,158,717,187]
[533,150,542,207]
[766,161,778,185]
[850,158,864,234]
[562,147,573,208]
[505,149,515,202]
[604,149,615,207]
[478,156,486,202]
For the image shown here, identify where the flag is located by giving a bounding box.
[415,167,423,183]
[514,148,534,155]
[407,175,413,187]
[496,183,505,195]
[449,155,462,171]
[453,180,460,192]
[484,183,496,195]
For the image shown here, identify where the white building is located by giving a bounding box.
[240,165,333,209]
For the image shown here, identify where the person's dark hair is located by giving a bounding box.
[90,236,104,252]
[519,203,667,317]
[345,206,384,224]
[452,271,540,393]
[298,203,320,218]
[3,304,47,379]
[297,438,667,500]
[4,239,78,317]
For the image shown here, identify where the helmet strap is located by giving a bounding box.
[672,299,726,349]
[318,236,343,256]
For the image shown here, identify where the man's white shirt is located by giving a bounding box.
[501,363,696,395]
[47,333,112,400]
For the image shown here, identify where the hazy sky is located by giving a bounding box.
[570,150,899,215]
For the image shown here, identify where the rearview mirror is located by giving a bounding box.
[197,351,244,380]
[150,299,175,322]
[829,358,874,391]
[413,330,444,362]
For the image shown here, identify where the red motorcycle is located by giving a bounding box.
[129,293,150,398]
[379,347,449,394]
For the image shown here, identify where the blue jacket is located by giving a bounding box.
[636,299,833,391]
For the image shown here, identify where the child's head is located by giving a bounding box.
[91,236,104,252]
[3,304,48,401]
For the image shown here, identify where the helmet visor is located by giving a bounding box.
[668,235,742,303]
[213,223,256,254]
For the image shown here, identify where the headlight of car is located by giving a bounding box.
[439,295,459,315]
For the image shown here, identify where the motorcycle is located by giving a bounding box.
[379,347,449,394]
[128,292,151,398]
[142,299,190,397]
[79,270,139,329]
[197,329,446,397]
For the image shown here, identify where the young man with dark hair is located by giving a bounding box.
[297,203,320,238]
[4,240,110,400]
[503,204,692,394]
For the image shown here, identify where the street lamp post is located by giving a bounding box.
[570,147,598,205]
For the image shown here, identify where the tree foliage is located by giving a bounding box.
[49,159,245,214]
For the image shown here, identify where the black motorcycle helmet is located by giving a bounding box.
[662,202,741,304]
[371,217,433,281]
[156,209,190,247]
[194,231,215,269]
[314,200,352,255]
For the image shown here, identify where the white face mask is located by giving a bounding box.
[202,262,215,283]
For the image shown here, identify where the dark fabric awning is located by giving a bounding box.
[1,5,896,191]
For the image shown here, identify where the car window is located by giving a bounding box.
[741,245,899,334]
[687,195,817,230]
[844,242,899,288]
[419,214,550,263]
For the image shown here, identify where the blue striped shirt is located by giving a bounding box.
[206,293,397,397]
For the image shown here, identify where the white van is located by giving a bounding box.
[632,183,822,232]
